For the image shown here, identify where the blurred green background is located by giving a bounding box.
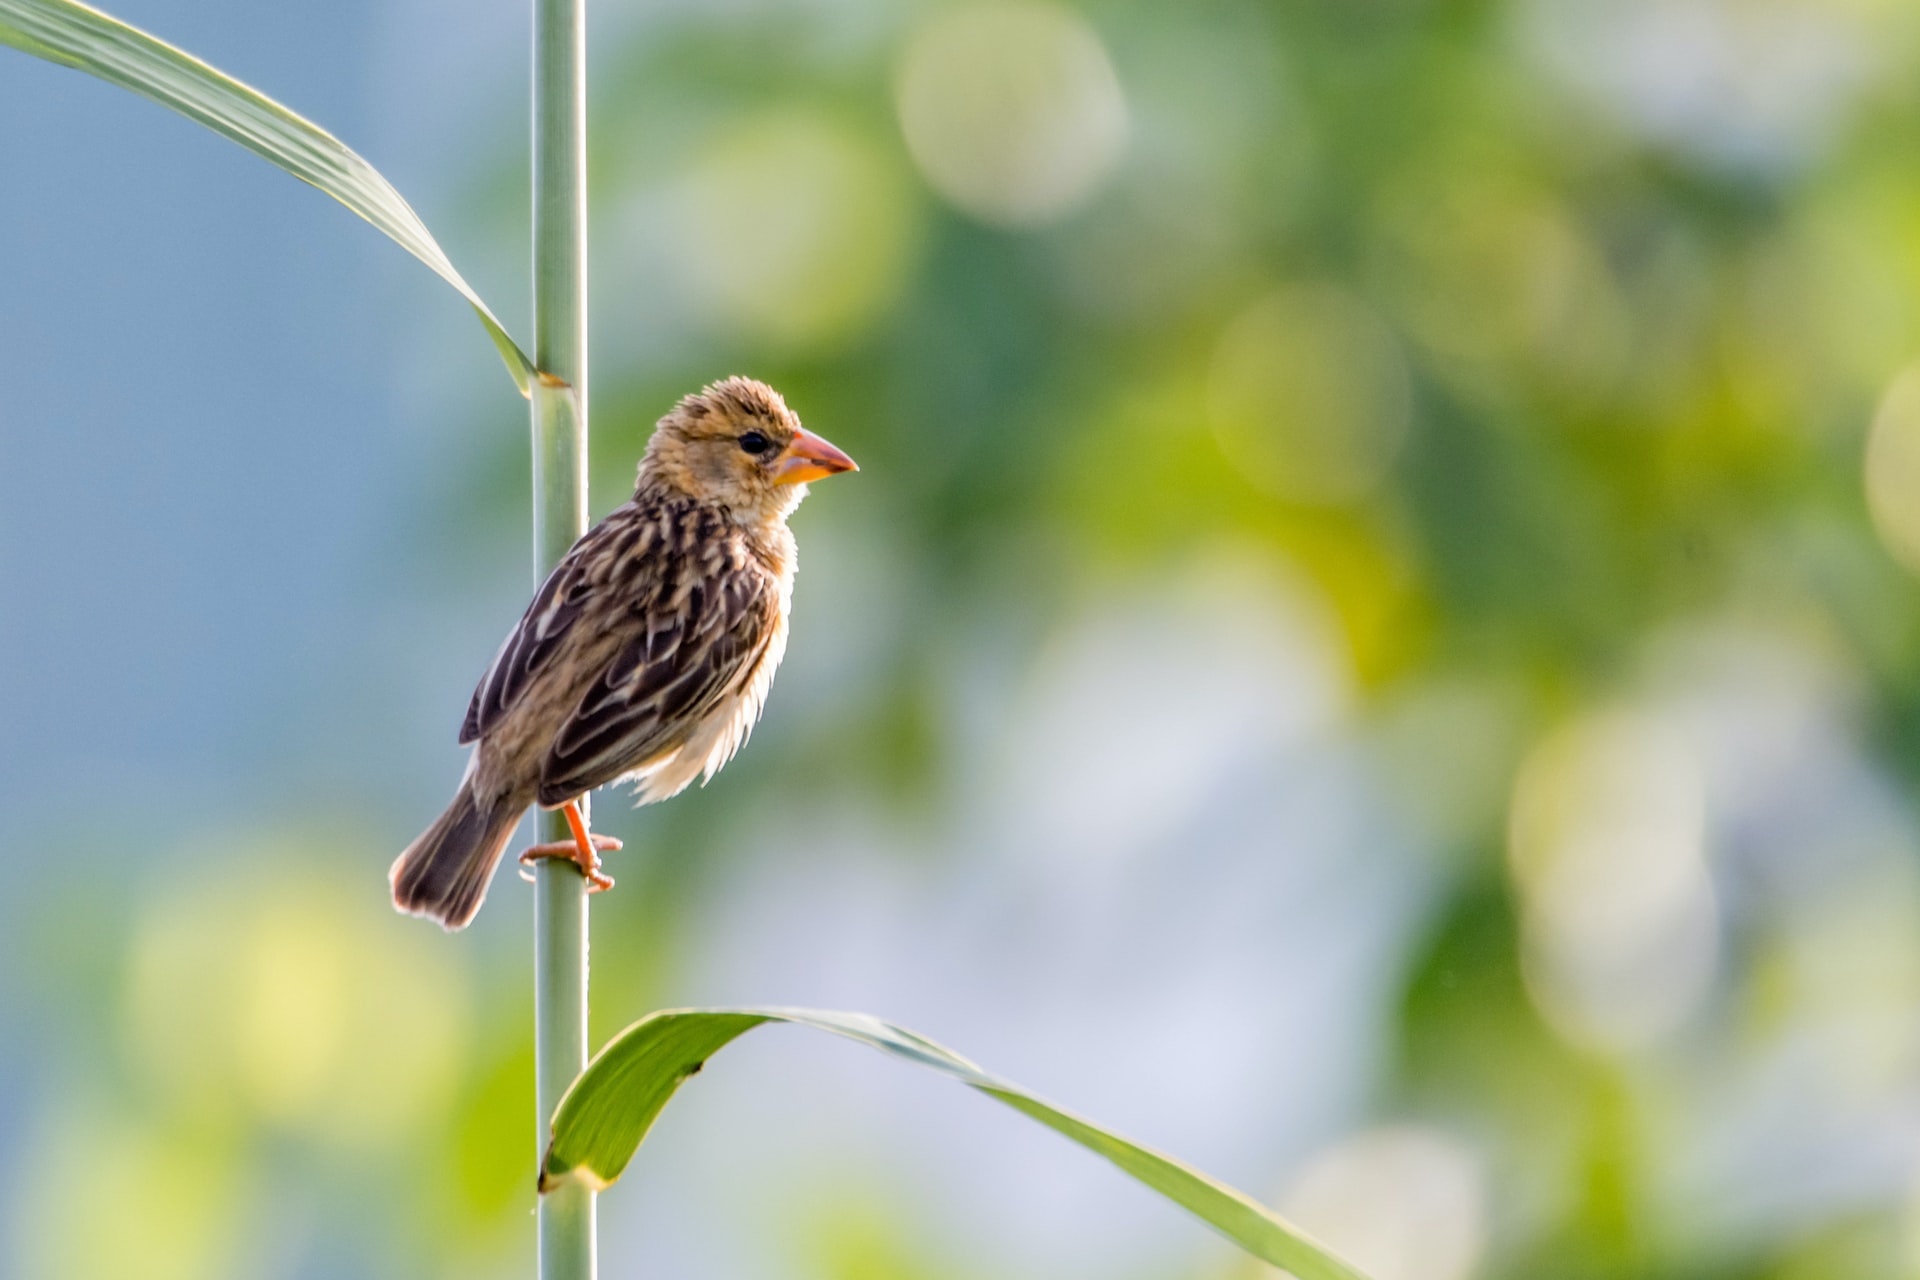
[8,0,1920,1276]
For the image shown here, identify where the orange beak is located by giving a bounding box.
[774,426,859,485]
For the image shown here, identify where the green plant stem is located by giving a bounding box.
[531,0,593,1274]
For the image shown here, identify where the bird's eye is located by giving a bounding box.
[738,430,771,455]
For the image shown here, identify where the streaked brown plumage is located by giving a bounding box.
[391,376,856,929]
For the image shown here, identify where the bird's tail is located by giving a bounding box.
[390,779,523,930]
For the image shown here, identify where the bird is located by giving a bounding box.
[390,376,857,929]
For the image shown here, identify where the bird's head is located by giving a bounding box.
[639,376,857,522]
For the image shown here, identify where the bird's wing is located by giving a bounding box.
[460,513,630,746]
[536,558,779,803]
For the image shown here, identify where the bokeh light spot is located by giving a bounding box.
[1376,179,1626,408]
[1508,710,1718,1053]
[1280,1125,1486,1280]
[1774,856,1920,1097]
[1208,285,1411,504]
[895,3,1128,228]
[235,902,350,1123]
[122,849,471,1148]
[1865,363,1920,576]
[667,110,918,353]
[1523,0,1878,174]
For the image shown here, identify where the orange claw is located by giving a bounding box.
[518,799,620,892]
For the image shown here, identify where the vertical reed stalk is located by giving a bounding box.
[530,0,593,1275]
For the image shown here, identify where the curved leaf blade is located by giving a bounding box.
[0,0,535,394]
[543,1007,1373,1280]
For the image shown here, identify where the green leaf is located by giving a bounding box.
[543,1007,1374,1280]
[0,0,536,394]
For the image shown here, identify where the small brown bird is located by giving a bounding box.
[391,376,857,929]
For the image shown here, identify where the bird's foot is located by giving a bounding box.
[519,837,620,891]
[518,800,620,892]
